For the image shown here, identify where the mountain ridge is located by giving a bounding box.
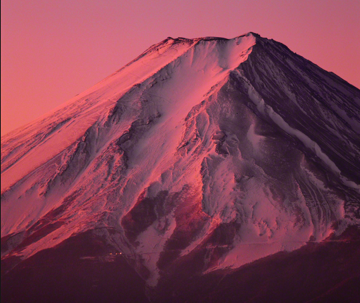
[2,32,360,301]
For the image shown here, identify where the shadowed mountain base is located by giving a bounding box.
[1,231,150,303]
[2,227,359,303]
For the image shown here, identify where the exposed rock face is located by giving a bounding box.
[2,33,360,302]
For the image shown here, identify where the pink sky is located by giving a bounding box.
[2,0,359,136]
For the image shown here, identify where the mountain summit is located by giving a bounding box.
[2,33,360,302]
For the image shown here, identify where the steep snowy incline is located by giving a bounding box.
[1,37,195,192]
[1,33,359,288]
[1,33,256,244]
[1,35,255,193]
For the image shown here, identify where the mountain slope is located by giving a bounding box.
[2,32,360,301]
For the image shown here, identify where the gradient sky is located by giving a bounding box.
[2,0,359,136]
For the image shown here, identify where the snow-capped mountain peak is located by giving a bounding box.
[2,33,360,293]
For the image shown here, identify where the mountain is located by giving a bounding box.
[2,32,360,302]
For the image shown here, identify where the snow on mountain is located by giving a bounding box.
[2,32,360,292]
